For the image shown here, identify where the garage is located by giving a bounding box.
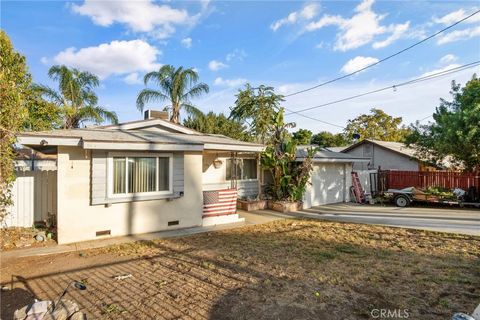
[297,149,369,209]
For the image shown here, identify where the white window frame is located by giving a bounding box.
[226,158,258,181]
[107,152,174,199]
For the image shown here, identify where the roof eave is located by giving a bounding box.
[296,157,370,163]
[204,143,265,152]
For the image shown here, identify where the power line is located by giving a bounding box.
[284,61,480,119]
[288,112,346,129]
[284,9,480,98]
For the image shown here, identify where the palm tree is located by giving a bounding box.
[136,65,209,123]
[35,65,118,129]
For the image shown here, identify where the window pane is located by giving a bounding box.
[128,157,156,193]
[158,157,170,191]
[226,159,242,180]
[226,159,232,180]
[113,157,126,194]
[242,159,257,179]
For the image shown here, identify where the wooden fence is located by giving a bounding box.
[380,170,480,191]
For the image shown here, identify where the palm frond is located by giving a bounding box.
[32,84,65,106]
[183,83,209,100]
[136,89,169,112]
[75,105,118,126]
[182,103,205,119]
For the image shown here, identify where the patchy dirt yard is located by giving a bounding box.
[0,227,56,251]
[1,219,479,320]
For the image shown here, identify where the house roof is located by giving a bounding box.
[341,139,453,169]
[325,146,347,152]
[342,139,419,159]
[17,119,264,152]
[296,145,370,163]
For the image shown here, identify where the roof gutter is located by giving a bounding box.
[82,141,204,151]
[17,136,81,147]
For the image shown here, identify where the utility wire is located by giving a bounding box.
[283,9,480,98]
[284,61,480,119]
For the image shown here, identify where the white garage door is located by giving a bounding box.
[305,163,349,207]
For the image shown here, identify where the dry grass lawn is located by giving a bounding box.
[1,219,479,320]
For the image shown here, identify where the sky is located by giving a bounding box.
[2,0,480,133]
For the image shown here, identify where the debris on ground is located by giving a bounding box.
[113,274,133,280]
[1,227,56,251]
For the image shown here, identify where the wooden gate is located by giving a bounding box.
[3,170,57,228]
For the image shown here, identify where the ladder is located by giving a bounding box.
[351,172,365,203]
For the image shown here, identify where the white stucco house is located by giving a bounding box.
[16,111,264,244]
[337,139,442,171]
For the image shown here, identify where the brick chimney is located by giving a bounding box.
[144,109,169,121]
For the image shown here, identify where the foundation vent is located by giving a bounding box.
[96,230,111,236]
[168,220,179,226]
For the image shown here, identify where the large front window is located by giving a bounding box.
[226,158,257,180]
[111,154,171,195]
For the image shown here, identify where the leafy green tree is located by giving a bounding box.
[230,84,284,144]
[344,108,410,142]
[23,86,62,131]
[261,108,316,202]
[0,31,30,220]
[406,75,480,171]
[292,129,313,145]
[35,65,118,128]
[137,65,209,124]
[311,131,349,147]
[183,111,252,142]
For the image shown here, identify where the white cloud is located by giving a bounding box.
[439,54,457,65]
[123,72,142,85]
[271,3,320,31]
[436,26,480,44]
[40,57,49,65]
[372,22,410,49]
[419,64,461,78]
[433,8,480,26]
[341,56,379,74]
[305,0,410,51]
[71,0,202,39]
[213,77,247,88]
[208,60,228,71]
[181,37,192,48]
[226,49,247,62]
[51,40,161,79]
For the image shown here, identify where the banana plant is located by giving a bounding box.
[261,108,317,202]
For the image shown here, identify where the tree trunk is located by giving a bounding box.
[170,104,180,124]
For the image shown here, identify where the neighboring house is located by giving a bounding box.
[296,147,369,208]
[16,111,264,244]
[340,139,442,171]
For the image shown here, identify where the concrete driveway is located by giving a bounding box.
[239,203,480,236]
